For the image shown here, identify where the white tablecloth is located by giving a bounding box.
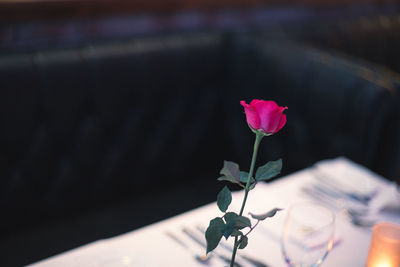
[29,157,400,267]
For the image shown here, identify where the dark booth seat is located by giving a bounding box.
[225,37,400,180]
[0,32,399,266]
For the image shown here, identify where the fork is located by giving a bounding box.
[310,168,377,204]
[187,226,270,267]
[301,186,376,227]
[181,228,243,267]
[165,231,212,265]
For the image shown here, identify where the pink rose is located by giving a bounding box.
[240,99,287,135]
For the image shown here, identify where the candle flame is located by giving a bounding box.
[375,262,391,267]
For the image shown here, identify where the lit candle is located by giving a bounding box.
[367,222,400,267]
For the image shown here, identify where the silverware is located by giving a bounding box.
[312,182,370,206]
[301,186,376,227]
[165,231,212,265]
[309,184,369,215]
[181,227,242,267]
[195,226,270,267]
[310,168,377,204]
[346,214,376,227]
[187,227,270,267]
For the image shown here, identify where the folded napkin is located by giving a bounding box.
[369,182,400,213]
[314,157,400,214]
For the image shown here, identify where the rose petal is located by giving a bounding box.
[252,100,280,133]
[240,100,260,130]
[275,108,287,133]
[275,116,287,133]
[241,99,287,134]
[250,99,263,106]
[269,106,288,133]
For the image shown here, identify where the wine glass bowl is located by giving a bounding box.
[281,202,335,267]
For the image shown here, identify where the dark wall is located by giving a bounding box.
[1,10,400,265]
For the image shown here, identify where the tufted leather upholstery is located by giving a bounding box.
[223,36,400,180]
[0,32,230,234]
[0,32,399,266]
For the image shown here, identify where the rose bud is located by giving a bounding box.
[240,99,287,135]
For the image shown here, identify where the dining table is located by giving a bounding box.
[29,157,400,267]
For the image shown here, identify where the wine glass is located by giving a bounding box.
[281,202,335,267]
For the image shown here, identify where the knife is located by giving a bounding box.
[195,226,270,267]
[183,227,269,267]
[182,228,242,267]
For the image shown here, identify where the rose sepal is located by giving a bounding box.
[248,124,274,137]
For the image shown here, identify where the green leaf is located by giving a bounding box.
[249,208,283,221]
[255,159,282,181]
[217,186,232,212]
[235,216,252,229]
[230,229,243,237]
[217,176,236,183]
[219,161,240,183]
[221,220,235,240]
[239,171,255,183]
[238,235,248,249]
[205,217,224,254]
[224,212,251,229]
[224,212,238,222]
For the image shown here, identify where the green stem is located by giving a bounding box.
[244,220,260,237]
[239,132,263,216]
[230,236,239,267]
[230,132,263,267]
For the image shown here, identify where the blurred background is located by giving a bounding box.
[0,0,400,266]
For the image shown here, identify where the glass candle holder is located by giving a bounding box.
[367,222,400,267]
